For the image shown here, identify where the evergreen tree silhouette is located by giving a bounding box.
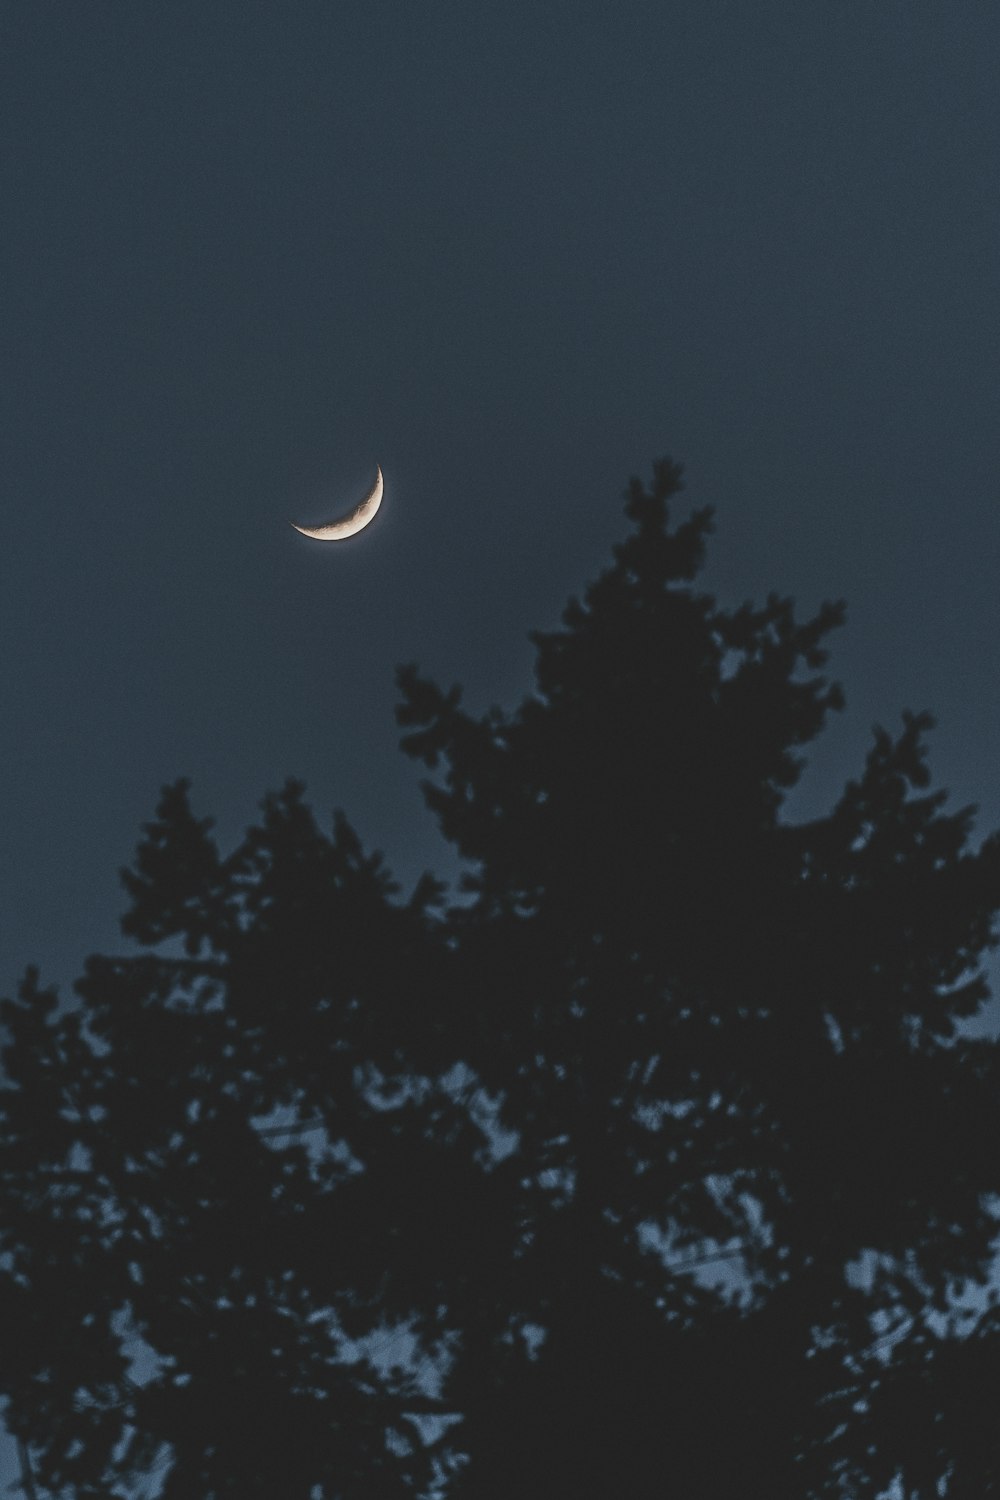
[4,459,1000,1497]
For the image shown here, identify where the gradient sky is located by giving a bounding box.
[2,1,999,1489]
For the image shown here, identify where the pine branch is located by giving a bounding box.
[16,1440,39,1500]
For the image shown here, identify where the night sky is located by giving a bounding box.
[2,1,999,1486]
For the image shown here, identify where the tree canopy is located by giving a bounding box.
[4,459,1000,1498]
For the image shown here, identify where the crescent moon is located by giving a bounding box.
[290,466,384,541]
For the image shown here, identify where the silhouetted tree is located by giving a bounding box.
[0,786,468,1498]
[4,459,1000,1497]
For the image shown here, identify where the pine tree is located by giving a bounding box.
[394,459,1000,1496]
[1,783,464,1498]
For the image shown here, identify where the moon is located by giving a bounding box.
[290,466,384,541]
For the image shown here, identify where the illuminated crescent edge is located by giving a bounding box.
[290,466,384,540]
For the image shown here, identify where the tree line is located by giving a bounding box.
[3,459,1000,1497]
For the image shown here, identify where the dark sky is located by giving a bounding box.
[4,0,999,994]
[1,0,999,1483]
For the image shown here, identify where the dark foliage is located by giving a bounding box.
[4,460,1000,1497]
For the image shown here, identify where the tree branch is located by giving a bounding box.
[16,1440,39,1500]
